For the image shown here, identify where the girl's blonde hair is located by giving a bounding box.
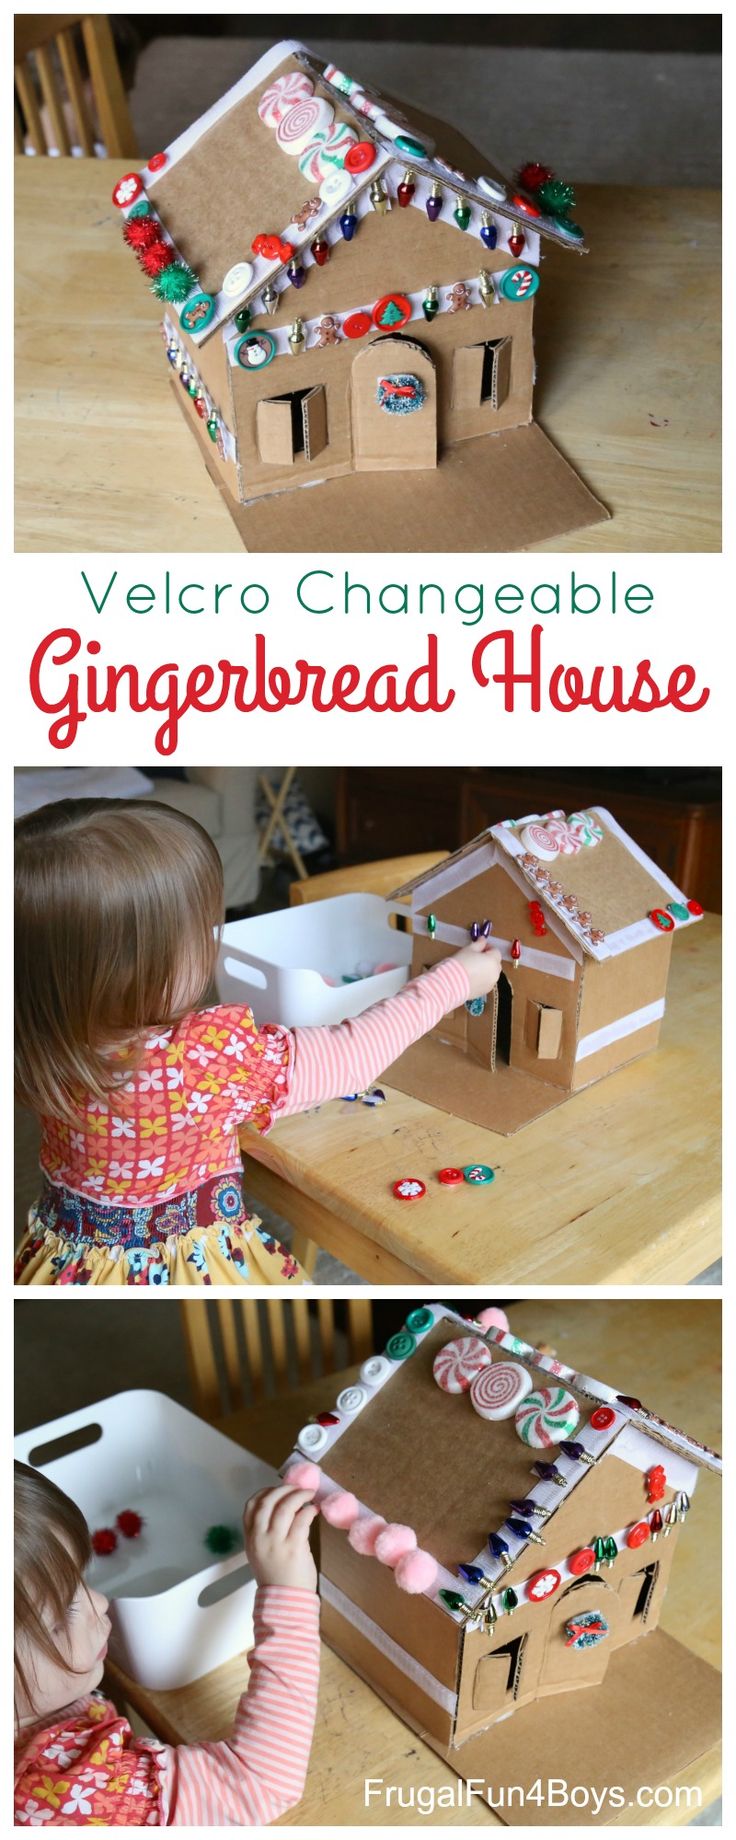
[14,1461,92,1721]
[15,798,224,1120]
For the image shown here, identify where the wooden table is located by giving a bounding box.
[242,916,721,1287]
[106,1301,721,1826]
[15,161,720,552]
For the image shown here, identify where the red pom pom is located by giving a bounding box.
[91,1527,118,1556]
[140,240,175,277]
[123,215,160,251]
[116,1509,144,1538]
[517,162,553,195]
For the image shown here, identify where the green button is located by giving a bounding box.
[386,1329,417,1361]
[463,1164,495,1185]
[667,902,689,922]
[395,134,428,159]
[180,291,216,333]
[405,1307,435,1333]
[500,264,540,302]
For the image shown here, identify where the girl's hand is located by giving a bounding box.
[454,936,503,1000]
[244,1484,319,1592]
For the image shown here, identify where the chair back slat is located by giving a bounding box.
[35,43,71,154]
[181,1298,373,1420]
[80,15,136,158]
[57,27,95,154]
[14,63,45,154]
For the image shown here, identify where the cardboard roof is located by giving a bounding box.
[140,40,585,344]
[391,806,703,962]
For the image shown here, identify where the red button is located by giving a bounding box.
[511,191,542,217]
[148,152,167,172]
[649,908,675,932]
[626,1521,650,1550]
[344,310,372,339]
[526,1568,561,1603]
[112,171,143,209]
[393,1177,426,1201]
[590,1406,616,1431]
[568,1546,595,1576]
[373,292,412,332]
[438,1167,464,1186]
[345,140,376,174]
[687,899,704,916]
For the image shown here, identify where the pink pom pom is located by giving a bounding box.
[287,1461,321,1491]
[348,1514,386,1556]
[374,1523,417,1567]
[394,1548,438,1594]
[321,1490,359,1528]
[476,1307,510,1333]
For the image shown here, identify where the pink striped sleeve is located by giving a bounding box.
[281,957,471,1114]
[162,1586,320,1826]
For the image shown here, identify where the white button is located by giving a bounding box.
[336,1385,367,1413]
[319,166,353,205]
[222,261,254,297]
[360,1356,390,1386]
[478,174,507,202]
[297,1422,328,1453]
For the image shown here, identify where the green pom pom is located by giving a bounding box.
[204,1523,239,1555]
[152,261,197,303]
[128,199,153,219]
[537,177,576,220]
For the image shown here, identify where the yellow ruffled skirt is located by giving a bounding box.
[15,1174,305,1287]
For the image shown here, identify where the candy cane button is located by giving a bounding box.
[500,264,540,302]
[336,1385,367,1414]
[297,1422,328,1454]
[626,1521,650,1550]
[360,1356,390,1385]
[568,1546,595,1576]
[463,1164,494,1185]
[526,1568,561,1603]
[589,1406,617,1431]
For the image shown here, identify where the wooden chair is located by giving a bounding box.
[289,850,447,905]
[181,1296,374,1427]
[14,15,137,158]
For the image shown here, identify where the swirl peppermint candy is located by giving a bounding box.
[470,1361,533,1421]
[298,118,358,183]
[544,818,582,856]
[568,811,604,848]
[432,1336,492,1395]
[519,822,559,862]
[276,96,335,156]
[515,1385,580,1448]
[258,71,314,128]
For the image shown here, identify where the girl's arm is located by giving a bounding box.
[281,954,472,1113]
[163,1585,320,1825]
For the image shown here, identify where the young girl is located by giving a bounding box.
[14,1461,321,1825]
[15,799,501,1287]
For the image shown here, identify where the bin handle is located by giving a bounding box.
[14,1400,108,1468]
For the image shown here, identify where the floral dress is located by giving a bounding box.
[15,1005,302,1288]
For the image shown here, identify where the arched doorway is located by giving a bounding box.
[540,1576,622,1689]
[351,335,437,470]
[494,971,513,1066]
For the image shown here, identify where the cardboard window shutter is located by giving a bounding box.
[532,1002,563,1060]
[302,385,328,461]
[256,396,295,466]
[451,343,485,411]
[481,337,512,410]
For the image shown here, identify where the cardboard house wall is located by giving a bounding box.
[115,41,591,511]
[385,807,703,1134]
[283,1307,720,1766]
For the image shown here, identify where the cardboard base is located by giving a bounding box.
[326,1620,720,1826]
[177,389,608,552]
[385,1032,571,1135]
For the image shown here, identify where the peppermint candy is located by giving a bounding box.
[515,1385,580,1448]
[470,1361,532,1421]
[432,1336,492,1395]
[568,810,604,848]
[519,822,559,861]
[276,96,334,157]
[258,71,314,129]
[544,818,582,856]
[298,118,358,183]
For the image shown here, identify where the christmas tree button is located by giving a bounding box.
[373,293,412,331]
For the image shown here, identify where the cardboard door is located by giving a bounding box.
[540,1579,621,1690]
[351,336,437,471]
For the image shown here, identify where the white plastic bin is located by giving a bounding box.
[216,891,413,1028]
[14,1390,279,1690]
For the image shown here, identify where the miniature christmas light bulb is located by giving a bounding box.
[422,285,439,321]
[453,198,471,231]
[287,259,306,289]
[426,182,443,221]
[480,211,498,250]
[234,306,252,333]
[369,178,389,214]
[479,270,495,308]
[339,208,358,240]
[262,283,279,316]
[206,416,219,442]
[426,913,437,938]
[510,938,522,968]
[397,168,415,208]
[508,220,525,257]
[288,317,306,356]
[311,236,330,266]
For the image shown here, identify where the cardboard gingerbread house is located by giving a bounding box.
[385,806,704,1134]
[113,40,607,552]
[284,1305,721,1823]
